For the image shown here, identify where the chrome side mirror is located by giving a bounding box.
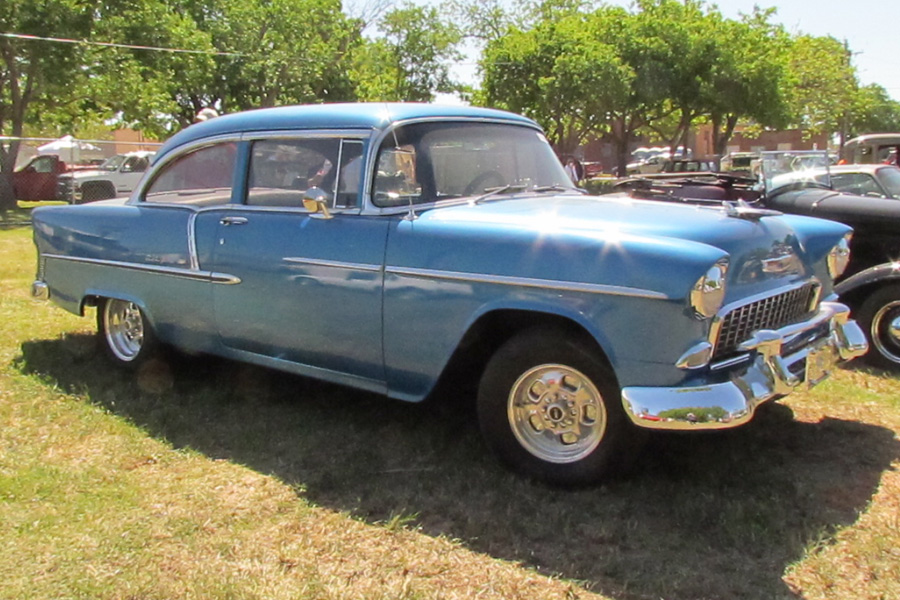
[303,187,333,219]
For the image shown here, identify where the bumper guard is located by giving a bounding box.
[621,301,867,430]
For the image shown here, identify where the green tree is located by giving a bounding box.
[785,35,857,139]
[848,84,900,138]
[354,3,462,102]
[479,7,632,156]
[705,8,791,155]
[0,0,94,208]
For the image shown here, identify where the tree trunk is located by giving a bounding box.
[611,116,630,177]
[0,140,22,210]
[712,114,739,157]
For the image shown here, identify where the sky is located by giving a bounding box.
[442,0,900,102]
[705,0,900,100]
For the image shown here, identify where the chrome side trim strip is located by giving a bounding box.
[283,257,382,273]
[386,266,668,299]
[43,254,240,284]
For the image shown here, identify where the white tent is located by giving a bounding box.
[37,135,103,163]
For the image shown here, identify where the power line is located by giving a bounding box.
[0,32,243,57]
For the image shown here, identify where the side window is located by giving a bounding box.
[144,143,236,206]
[121,156,149,173]
[248,138,363,208]
[832,173,884,197]
[32,157,55,173]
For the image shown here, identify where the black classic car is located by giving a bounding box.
[614,151,900,370]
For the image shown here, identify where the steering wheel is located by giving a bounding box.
[464,171,505,196]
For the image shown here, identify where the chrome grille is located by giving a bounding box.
[713,283,819,360]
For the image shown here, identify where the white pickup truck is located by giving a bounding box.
[57,151,155,203]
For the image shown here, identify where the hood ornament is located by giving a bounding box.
[722,200,782,220]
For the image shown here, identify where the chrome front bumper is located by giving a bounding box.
[621,302,867,430]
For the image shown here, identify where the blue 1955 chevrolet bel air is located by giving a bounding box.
[31,103,867,485]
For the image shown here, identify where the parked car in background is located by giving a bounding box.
[31,104,866,485]
[841,133,900,165]
[828,164,900,199]
[12,154,90,201]
[659,158,718,173]
[719,152,759,176]
[57,151,155,203]
[614,150,900,370]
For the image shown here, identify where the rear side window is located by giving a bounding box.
[143,143,236,206]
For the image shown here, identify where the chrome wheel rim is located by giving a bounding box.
[104,300,144,362]
[871,300,900,365]
[870,300,900,364]
[507,364,607,464]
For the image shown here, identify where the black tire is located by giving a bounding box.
[477,327,642,486]
[96,298,160,368]
[856,284,900,371]
[79,181,116,203]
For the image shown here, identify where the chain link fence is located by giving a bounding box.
[2,135,162,204]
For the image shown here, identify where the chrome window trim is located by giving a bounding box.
[284,257,382,273]
[214,203,362,216]
[386,266,669,299]
[239,129,372,142]
[187,212,200,270]
[707,279,821,351]
[43,254,240,284]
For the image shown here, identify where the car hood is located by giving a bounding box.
[422,192,794,253]
[409,191,847,296]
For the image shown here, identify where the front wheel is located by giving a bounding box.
[97,298,159,367]
[477,327,642,486]
[857,284,900,371]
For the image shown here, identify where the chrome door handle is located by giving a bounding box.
[220,216,248,226]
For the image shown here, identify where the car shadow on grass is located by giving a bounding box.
[16,334,900,600]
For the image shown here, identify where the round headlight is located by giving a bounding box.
[691,260,728,319]
[827,233,852,279]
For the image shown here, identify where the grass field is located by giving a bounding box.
[1,205,899,599]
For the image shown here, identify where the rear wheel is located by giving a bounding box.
[857,284,900,371]
[477,327,642,486]
[97,298,159,367]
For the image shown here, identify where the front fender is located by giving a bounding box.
[835,262,900,296]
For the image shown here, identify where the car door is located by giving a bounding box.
[205,136,389,388]
[15,156,58,200]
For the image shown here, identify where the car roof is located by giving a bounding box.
[830,164,895,175]
[154,102,538,163]
[844,133,900,145]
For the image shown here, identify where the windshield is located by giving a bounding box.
[98,155,126,171]
[759,151,831,194]
[372,122,576,207]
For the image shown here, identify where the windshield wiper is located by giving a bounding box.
[471,184,528,204]
[532,184,582,194]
